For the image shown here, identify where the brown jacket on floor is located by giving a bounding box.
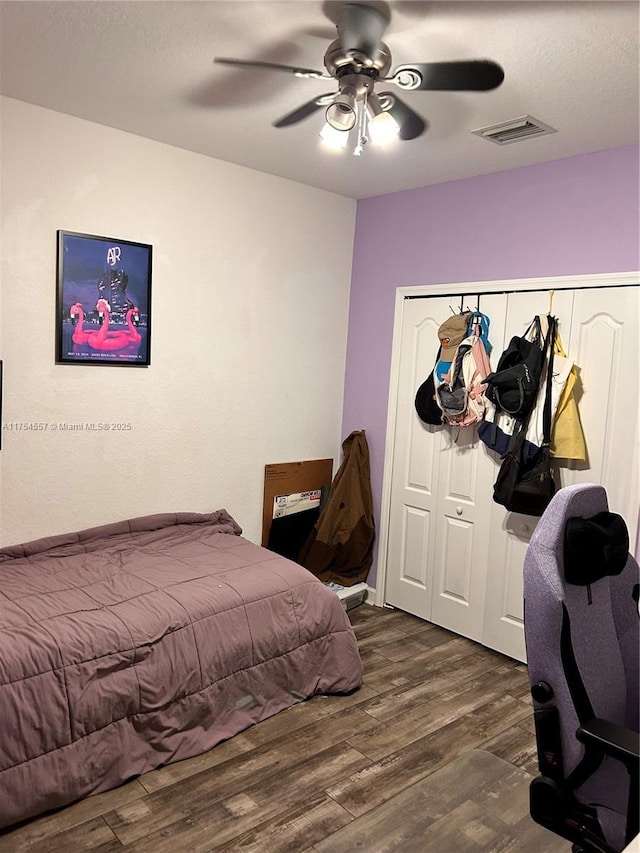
[299,430,375,587]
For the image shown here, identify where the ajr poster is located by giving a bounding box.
[56,231,152,366]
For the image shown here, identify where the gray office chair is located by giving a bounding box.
[523,483,639,853]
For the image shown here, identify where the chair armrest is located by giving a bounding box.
[576,718,640,770]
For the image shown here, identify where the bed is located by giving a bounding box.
[0,509,363,829]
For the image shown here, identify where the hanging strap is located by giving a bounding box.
[541,315,557,446]
[524,315,543,345]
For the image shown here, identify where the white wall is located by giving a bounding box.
[0,97,356,547]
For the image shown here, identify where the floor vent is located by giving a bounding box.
[471,115,557,145]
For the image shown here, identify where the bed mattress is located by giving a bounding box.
[0,510,363,828]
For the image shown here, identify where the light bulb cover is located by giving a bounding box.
[326,89,358,131]
[319,121,349,149]
[369,110,400,145]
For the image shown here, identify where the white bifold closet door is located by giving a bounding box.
[385,292,506,644]
[385,285,639,662]
[480,288,574,660]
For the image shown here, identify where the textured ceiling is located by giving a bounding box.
[1,0,638,199]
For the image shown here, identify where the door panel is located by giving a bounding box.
[439,518,473,602]
[563,287,639,545]
[481,289,574,661]
[385,296,451,618]
[480,514,536,661]
[400,505,431,587]
[386,292,505,637]
[429,427,490,641]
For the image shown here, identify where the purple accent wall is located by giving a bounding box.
[342,146,640,587]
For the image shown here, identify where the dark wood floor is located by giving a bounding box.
[0,604,569,852]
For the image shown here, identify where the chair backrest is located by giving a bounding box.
[524,483,639,849]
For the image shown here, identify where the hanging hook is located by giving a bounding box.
[471,294,482,327]
[548,289,555,315]
[460,294,465,313]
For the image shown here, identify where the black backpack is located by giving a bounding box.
[484,316,550,422]
[415,347,444,426]
[492,316,558,516]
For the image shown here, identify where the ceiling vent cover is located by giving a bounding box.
[472,115,557,145]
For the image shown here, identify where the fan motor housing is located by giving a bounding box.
[323,38,392,79]
[336,73,376,98]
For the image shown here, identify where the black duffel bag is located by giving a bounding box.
[492,316,557,517]
[493,437,556,516]
[484,316,548,421]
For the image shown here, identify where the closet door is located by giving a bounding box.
[482,289,575,662]
[562,286,639,540]
[481,287,640,662]
[385,293,506,643]
[428,293,506,641]
[385,296,451,621]
[385,282,639,664]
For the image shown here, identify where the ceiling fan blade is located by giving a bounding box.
[379,92,427,140]
[337,3,389,55]
[390,60,505,91]
[273,95,335,128]
[214,57,327,79]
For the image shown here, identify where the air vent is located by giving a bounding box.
[471,115,557,145]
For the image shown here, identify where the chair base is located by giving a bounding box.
[530,777,618,853]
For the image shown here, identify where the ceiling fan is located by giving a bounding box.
[214,3,504,155]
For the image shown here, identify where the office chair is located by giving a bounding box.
[523,483,639,853]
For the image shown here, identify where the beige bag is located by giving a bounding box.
[550,333,587,461]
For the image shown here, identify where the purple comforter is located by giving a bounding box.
[0,510,363,828]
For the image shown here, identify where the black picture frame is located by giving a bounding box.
[56,230,152,367]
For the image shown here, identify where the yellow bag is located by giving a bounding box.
[550,334,587,461]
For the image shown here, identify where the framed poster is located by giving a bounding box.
[56,231,152,366]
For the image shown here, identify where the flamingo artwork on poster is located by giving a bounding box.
[56,231,152,366]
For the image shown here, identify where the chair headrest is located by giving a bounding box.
[564,511,630,586]
[530,483,609,555]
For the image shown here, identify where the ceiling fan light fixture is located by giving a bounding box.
[366,93,400,145]
[319,121,349,150]
[326,89,358,131]
[369,110,400,146]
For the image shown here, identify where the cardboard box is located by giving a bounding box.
[262,458,333,547]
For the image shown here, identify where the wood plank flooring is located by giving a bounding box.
[0,604,569,852]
